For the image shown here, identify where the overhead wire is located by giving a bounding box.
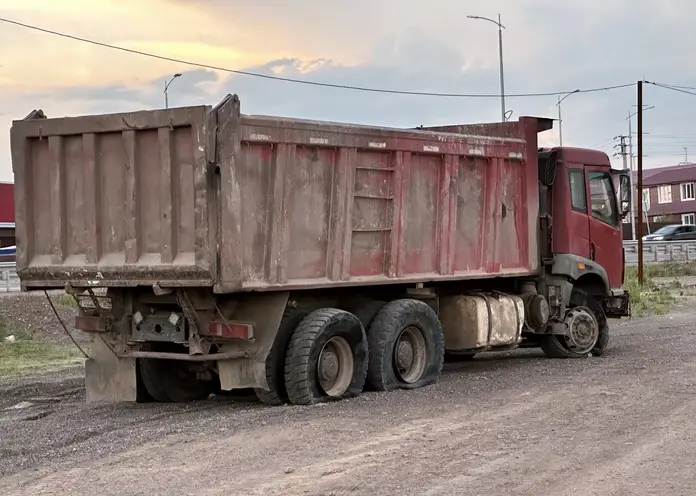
[0,16,637,99]
[645,81,696,98]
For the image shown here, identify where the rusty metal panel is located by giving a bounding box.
[215,102,541,291]
[11,106,214,287]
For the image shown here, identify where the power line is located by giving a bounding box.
[591,137,617,148]
[646,81,696,97]
[0,16,636,99]
[650,82,696,91]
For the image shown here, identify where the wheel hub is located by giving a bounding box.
[396,340,414,370]
[319,350,339,383]
[564,307,599,354]
[317,336,354,397]
[393,326,427,384]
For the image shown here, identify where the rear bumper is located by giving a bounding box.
[605,289,630,318]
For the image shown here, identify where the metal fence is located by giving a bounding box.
[623,240,696,265]
[0,261,19,293]
[0,241,694,292]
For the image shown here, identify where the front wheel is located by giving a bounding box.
[540,289,609,359]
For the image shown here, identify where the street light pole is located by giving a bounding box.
[556,90,580,147]
[467,14,506,122]
[164,73,182,109]
[497,13,505,122]
[627,105,654,241]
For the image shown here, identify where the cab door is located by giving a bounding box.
[586,168,623,288]
[566,168,591,258]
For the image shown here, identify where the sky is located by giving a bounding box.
[1,0,696,182]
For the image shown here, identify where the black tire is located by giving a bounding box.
[366,299,445,391]
[139,358,172,402]
[254,304,313,406]
[284,308,369,405]
[139,358,215,402]
[540,288,609,359]
[583,293,609,356]
[349,300,386,329]
[135,359,155,403]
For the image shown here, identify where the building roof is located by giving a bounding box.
[632,163,696,187]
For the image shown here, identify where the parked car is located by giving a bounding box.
[642,224,696,241]
[0,245,15,263]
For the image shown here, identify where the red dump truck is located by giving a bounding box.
[10,95,630,404]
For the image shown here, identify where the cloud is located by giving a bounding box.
[2,0,696,183]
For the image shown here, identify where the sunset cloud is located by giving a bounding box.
[1,0,696,182]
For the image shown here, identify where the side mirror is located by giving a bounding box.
[619,173,631,217]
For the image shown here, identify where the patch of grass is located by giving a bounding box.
[0,341,85,377]
[0,316,31,342]
[628,262,696,279]
[624,269,675,316]
[54,293,78,308]
[0,315,86,377]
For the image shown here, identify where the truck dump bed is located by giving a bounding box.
[11,95,544,292]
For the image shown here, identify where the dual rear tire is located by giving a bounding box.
[257,298,445,405]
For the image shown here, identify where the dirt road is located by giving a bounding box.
[1,308,695,495]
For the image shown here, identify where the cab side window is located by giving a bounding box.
[568,170,587,212]
[588,172,618,226]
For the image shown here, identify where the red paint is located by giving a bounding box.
[0,182,14,224]
[74,315,109,332]
[206,321,254,340]
[549,148,624,288]
[10,98,623,292]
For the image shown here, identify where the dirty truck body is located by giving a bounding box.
[10,95,631,405]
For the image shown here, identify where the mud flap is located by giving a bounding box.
[85,337,138,402]
[217,359,267,390]
[217,291,289,391]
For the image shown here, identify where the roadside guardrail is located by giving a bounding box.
[1,242,695,292]
[623,240,696,265]
[0,261,19,293]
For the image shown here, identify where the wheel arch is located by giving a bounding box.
[551,253,611,298]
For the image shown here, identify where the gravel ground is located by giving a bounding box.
[1,302,696,495]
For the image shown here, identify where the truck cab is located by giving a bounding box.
[539,146,631,319]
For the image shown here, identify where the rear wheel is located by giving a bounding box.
[139,356,215,403]
[366,299,444,391]
[254,304,312,406]
[284,308,369,405]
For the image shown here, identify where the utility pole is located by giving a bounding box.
[637,81,644,285]
[628,113,636,241]
[615,135,629,170]
[684,147,688,163]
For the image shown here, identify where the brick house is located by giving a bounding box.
[628,163,696,234]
